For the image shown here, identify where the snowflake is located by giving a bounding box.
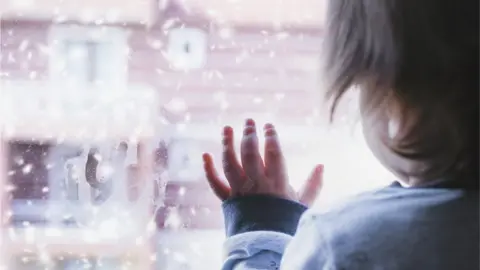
[276,32,290,40]
[21,163,33,174]
[165,98,188,113]
[219,27,235,40]
[162,18,178,31]
[18,40,29,51]
[150,254,157,261]
[275,93,286,100]
[164,207,182,229]
[253,97,263,104]
[173,252,187,263]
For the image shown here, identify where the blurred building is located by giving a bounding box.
[0,0,325,268]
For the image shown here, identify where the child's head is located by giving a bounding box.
[322,0,478,186]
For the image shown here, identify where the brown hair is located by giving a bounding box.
[322,0,478,185]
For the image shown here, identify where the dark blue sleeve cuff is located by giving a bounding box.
[222,195,308,237]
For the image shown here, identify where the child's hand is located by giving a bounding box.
[202,119,323,206]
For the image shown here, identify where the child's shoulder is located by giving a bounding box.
[295,182,479,270]
[302,181,478,227]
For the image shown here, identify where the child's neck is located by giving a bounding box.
[400,176,479,190]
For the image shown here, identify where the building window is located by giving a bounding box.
[167,139,203,182]
[49,25,128,86]
[62,40,99,83]
[166,27,207,70]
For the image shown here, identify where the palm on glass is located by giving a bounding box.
[202,119,324,206]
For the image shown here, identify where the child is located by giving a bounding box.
[202,0,479,269]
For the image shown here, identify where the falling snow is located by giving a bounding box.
[0,1,393,269]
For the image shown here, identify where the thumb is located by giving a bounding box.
[203,153,231,201]
[298,164,324,206]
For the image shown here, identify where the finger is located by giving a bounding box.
[222,126,246,188]
[264,123,287,183]
[203,153,231,200]
[241,119,266,182]
[299,164,324,206]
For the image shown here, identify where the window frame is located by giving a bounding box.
[48,25,129,86]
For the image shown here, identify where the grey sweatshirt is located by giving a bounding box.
[221,181,479,269]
